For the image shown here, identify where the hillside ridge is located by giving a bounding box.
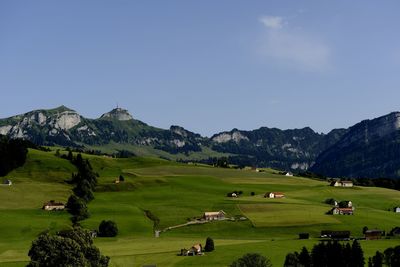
[2,106,400,178]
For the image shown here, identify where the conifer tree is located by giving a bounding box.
[298,246,311,267]
[204,237,215,252]
[351,240,365,267]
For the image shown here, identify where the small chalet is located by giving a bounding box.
[89,230,98,238]
[394,207,400,213]
[330,180,353,187]
[330,181,340,187]
[365,230,383,240]
[203,210,226,221]
[42,200,65,211]
[390,227,400,236]
[285,172,293,177]
[341,181,353,187]
[265,192,285,199]
[180,244,203,256]
[2,179,12,186]
[330,207,354,215]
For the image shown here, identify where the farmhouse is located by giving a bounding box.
[330,181,340,187]
[394,207,400,213]
[191,244,202,254]
[203,210,225,221]
[341,181,353,187]
[365,230,383,240]
[264,192,285,198]
[180,244,203,256]
[42,200,65,211]
[330,180,353,187]
[285,172,293,177]
[2,179,12,186]
[330,207,354,215]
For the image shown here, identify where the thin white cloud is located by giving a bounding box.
[259,16,284,29]
[258,15,331,72]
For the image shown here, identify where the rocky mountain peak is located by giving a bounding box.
[100,107,133,121]
[50,105,74,113]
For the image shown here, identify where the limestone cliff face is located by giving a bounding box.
[0,106,81,140]
[100,108,133,121]
[212,130,250,143]
[54,111,81,130]
[333,112,400,148]
[210,127,346,171]
[311,112,400,178]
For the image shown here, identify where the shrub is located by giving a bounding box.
[204,237,214,252]
[325,198,336,205]
[299,233,309,239]
[98,220,118,237]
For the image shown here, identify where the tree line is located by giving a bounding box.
[65,152,98,223]
[0,135,30,176]
[368,245,400,267]
[284,240,364,267]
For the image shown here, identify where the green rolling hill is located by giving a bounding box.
[1,148,400,266]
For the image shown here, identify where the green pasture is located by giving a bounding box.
[2,148,400,266]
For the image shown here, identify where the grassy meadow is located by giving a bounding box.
[1,148,400,266]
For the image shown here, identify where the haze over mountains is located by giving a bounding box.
[1,106,400,179]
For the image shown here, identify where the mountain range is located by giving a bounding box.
[1,106,400,179]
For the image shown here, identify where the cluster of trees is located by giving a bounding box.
[0,135,30,176]
[214,157,229,168]
[27,227,109,266]
[368,245,400,267]
[355,177,400,191]
[65,153,98,223]
[284,240,364,267]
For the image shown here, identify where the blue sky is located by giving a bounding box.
[1,1,400,136]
